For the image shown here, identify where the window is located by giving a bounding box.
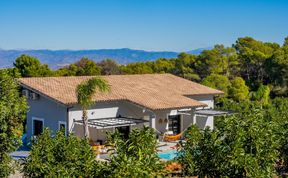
[116,126,130,139]
[58,121,67,135]
[32,117,44,136]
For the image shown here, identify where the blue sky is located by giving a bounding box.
[0,0,287,52]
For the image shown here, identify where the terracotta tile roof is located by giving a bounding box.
[18,74,223,110]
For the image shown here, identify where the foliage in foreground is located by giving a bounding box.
[267,98,288,166]
[23,129,96,177]
[22,127,164,177]
[98,126,165,177]
[178,109,279,178]
[0,69,28,178]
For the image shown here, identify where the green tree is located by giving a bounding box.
[251,85,270,106]
[234,37,279,89]
[202,74,231,96]
[120,62,154,74]
[100,127,164,177]
[197,45,239,78]
[55,64,78,76]
[23,129,96,177]
[267,45,288,96]
[284,36,288,47]
[76,77,110,138]
[98,59,121,75]
[153,58,175,74]
[0,68,21,78]
[14,54,52,77]
[0,70,28,177]
[174,53,200,81]
[74,58,101,76]
[228,77,249,101]
[56,58,101,76]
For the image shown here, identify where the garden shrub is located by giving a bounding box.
[23,129,96,177]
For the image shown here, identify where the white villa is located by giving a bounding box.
[19,74,226,144]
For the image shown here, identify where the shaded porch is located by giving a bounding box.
[73,116,149,144]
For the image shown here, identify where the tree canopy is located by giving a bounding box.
[56,58,101,76]
[11,36,288,100]
[97,59,121,75]
[14,55,52,77]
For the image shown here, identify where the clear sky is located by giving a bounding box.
[0,0,287,52]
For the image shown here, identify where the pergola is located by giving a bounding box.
[194,109,235,116]
[74,116,149,129]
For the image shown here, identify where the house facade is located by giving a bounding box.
[19,74,223,143]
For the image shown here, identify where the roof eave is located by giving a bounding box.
[19,82,69,107]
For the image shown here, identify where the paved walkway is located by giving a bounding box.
[9,170,23,178]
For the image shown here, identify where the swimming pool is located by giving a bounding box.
[158,150,178,160]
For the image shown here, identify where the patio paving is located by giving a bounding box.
[10,145,30,161]
[157,141,179,152]
[10,150,30,160]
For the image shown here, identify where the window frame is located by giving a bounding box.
[58,121,67,136]
[32,117,44,136]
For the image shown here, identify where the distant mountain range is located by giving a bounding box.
[0,48,210,69]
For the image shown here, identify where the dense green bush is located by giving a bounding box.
[267,98,288,166]
[23,129,96,177]
[228,77,250,101]
[251,85,271,106]
[0,70,28,178]
[178,109,279,178]
[98,126,164,177]
[23,127,164,177]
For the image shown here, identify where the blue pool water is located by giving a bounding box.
[158,150,178,160]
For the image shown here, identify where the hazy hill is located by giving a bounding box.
[0,48,208,69]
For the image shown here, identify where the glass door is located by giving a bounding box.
[168,115,181,134]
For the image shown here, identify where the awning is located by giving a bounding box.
[194,109,235,116]
[74,116,149,129]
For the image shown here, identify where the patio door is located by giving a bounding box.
[168,115,181,134]
[116,126,130,139]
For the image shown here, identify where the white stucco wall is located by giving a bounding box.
[190,94,215,129]
[153,109,195,134]
[68,101,151,141]
[189,94,214,109]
